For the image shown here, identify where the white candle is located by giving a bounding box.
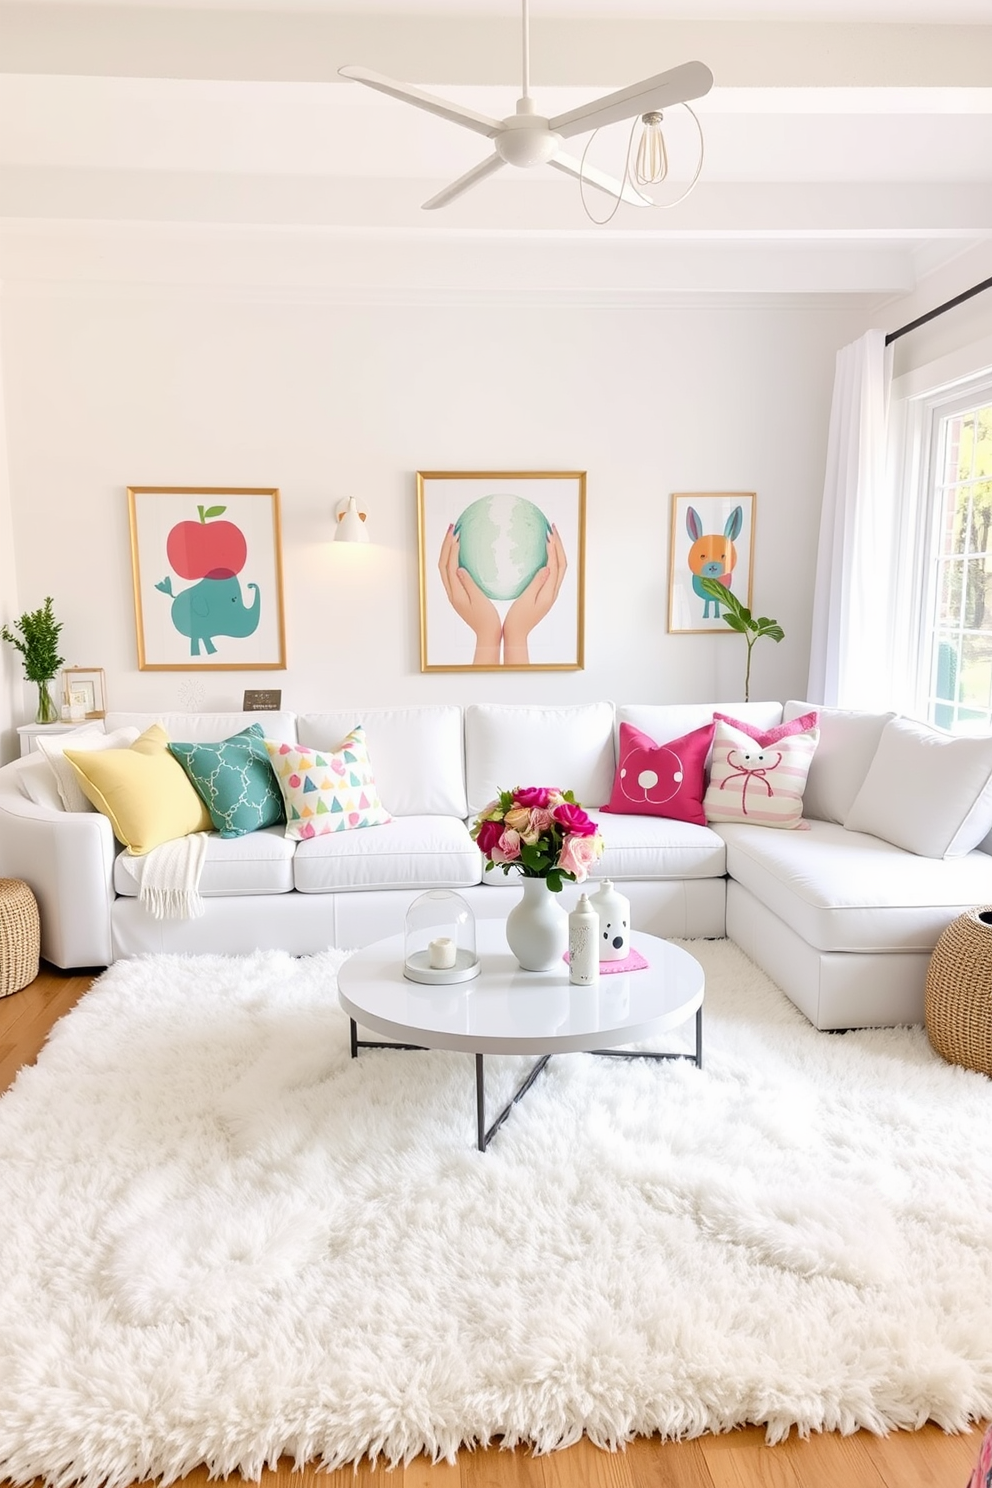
[429,936,457,969]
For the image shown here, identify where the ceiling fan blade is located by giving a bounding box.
[422,154,506,210]
[549,61,713,140]
[338,66,502,140]
[550,151,650,208]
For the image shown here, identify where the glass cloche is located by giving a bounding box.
[403,890,480,984]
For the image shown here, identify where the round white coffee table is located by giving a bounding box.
[338,924,704,1150]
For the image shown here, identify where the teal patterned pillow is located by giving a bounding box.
[168,724,285,838]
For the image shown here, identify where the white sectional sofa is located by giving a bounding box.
[2,698,992,1032]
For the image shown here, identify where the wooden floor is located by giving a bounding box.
[0,963,985,1488]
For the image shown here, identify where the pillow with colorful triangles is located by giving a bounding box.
[263,724,391,840]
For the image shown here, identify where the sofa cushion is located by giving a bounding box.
[64,724,213,855]
[168,724,285,838]
[265,727,391,840]
[114,825,295,897]
[465,702,615,817]
[479,812,726,884]
[37,726,141,813]
[717,819,992,953]
[617,701,784,745]
[703,718,818,829]
[104,710,298,744]
[783,701,894,824]
[293,815,481,893]
[299,707,466,818]
[601,721,713,826]
[844,716,992,857]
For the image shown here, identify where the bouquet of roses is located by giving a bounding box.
[471,786,605,893]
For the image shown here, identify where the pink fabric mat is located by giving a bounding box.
[563,946,649,974]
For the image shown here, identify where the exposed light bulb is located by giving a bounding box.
[634,111,669,186]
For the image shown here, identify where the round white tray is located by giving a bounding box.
[403,948,482,985]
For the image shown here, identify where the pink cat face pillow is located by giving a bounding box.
[602,721,715,826]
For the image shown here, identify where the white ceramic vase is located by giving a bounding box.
[506,876,569,972]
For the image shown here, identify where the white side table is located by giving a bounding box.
[17,722,93,757]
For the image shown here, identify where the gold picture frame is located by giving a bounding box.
[127,486,287,671]
[62,666,106,720]
[417,471,586,672]
[668,492,756,635]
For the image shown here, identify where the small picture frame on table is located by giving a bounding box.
[61,667,106,720]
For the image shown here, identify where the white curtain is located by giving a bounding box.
[807,329,893,707]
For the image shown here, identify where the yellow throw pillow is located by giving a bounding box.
[64,723,213,855]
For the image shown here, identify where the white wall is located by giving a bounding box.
[0,327,20,760]
[0,257,866,748]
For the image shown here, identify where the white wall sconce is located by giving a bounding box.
[334,497,370,544]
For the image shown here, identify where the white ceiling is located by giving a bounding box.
[0,1,990,303]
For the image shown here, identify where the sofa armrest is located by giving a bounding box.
[0,790,116,968]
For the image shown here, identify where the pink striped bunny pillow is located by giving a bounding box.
[703,716,819,830]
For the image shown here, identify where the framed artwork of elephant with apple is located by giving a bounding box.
[127,486,287,670]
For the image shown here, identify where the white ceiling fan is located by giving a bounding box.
[339,0,713,213]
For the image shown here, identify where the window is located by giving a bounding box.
[910,377,992,733]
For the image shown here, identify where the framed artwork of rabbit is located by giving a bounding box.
[668,491,756,634]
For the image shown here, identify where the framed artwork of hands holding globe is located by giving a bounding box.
[417,471,586,671]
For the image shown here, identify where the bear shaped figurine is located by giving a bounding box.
[588,879,631,962]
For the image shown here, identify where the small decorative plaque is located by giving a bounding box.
[243,689,282,711]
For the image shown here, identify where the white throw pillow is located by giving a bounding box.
[784,701,896,823]
[37,726,141,813]
[19,754,66,812]
[844,716,992,857]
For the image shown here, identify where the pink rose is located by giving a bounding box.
[553,801,598,837]
[558,832,604,883]
[491,828,522,864]
[514,786,553,809]
[529,807,554,835]
[474,818,503,857]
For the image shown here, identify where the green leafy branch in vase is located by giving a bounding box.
[1,596,64,684]
[697,578,784,702]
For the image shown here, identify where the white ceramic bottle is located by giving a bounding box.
[588,879,631,961]
[568,893,599,985]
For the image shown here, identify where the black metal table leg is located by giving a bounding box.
[590,1005,704,1069]
[476,1054,485,1151]
[477,1053,553,1151]
[349,1008,703,1149]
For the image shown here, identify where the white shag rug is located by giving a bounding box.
[2,941,992,1485]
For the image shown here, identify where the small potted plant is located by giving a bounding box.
[697,578,784,702]
[1,596,65,723]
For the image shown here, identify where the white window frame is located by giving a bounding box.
[895,365,992,732]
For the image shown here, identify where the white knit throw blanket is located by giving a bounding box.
[127,832,209,920]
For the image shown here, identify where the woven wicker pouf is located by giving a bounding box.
[0,878,40,998]
[925,906,992,1076]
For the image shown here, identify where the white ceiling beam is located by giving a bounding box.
[0,218,924,297]
[0,169,987,238]
[0,8,989,87]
